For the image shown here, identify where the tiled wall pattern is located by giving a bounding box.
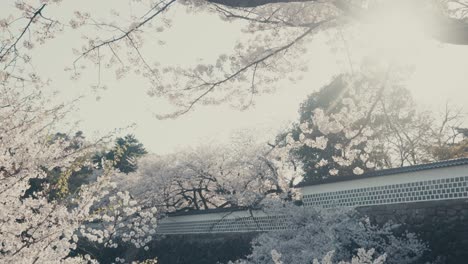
[157,173,468,234]
[303,176,468,208]
[157,215,288,234]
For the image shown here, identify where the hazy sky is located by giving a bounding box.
[2,1,468,154]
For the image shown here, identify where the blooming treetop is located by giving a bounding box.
[0,87,157,263]
[118,136,302,213]
[271,70,466,181]
[235,201,426,264]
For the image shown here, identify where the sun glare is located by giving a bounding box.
[360,6,428,64]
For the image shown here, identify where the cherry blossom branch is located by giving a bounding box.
[73,0,175,65]
[172,20,329,117]
[213,4,320,28]
[0,4,46,62]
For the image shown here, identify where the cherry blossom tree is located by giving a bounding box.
[1,1,466,262]
[0,86,93,263]
[3,1,468,118]
[0,86,158,263]
[271,69,467,182]
[117,137,301,213]
[310,249,386,264]
[76,189,158,260]
[234,201,426,264]
[231,248,387,264]
[65,0,468,117]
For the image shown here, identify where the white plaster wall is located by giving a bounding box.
[159,210,269,224]
[157,163,468,232]
[301,164,468,196]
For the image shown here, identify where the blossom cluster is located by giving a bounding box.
[0,87,157,263]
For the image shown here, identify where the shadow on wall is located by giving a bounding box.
[73,199,468,263]
[358,199,468,264]
[151,233,258,264]
[73,232,258,264]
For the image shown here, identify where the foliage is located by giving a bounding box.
[432,127,468,160]
[136,258,158,264]
[310,249,386,264]
[78,190,158,252]
[274,75,380,181]
[3,1,468,118]
[0,87,156,263]
[235,202,426,264]
[24,133,148,201]
[94,134,148,174]
[232,248,386,264]
[1,1,467,263]
[273,71,467,182]
[118,136,301,213]
[0,87,93,263]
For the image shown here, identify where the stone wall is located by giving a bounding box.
[358,198,468,263]
[151,233,257,264]
[151,160,468,263]
[151,199,468,264]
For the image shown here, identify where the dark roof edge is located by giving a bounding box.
[164,206,260,217]
[296,157,468,188]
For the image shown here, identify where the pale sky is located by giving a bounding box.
[2,1,468,154]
